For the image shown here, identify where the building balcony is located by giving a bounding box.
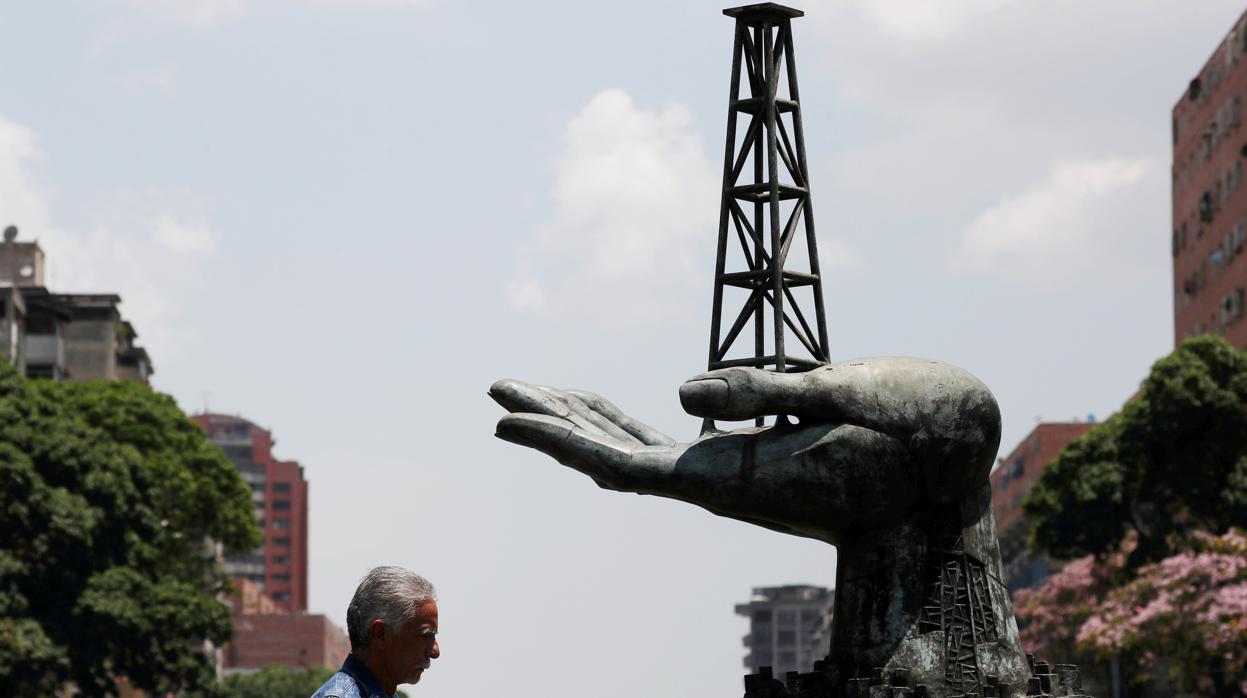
[25,333,64,369]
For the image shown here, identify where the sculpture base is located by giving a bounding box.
[742,654,1094,698]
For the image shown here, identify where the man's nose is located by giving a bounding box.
[429,640,440,659]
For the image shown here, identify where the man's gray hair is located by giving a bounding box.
[346,566,437,650]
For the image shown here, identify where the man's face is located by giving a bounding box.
[385,600,440,686]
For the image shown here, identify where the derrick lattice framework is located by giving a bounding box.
[707,3,830,377]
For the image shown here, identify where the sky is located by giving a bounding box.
[0,0,1242,695]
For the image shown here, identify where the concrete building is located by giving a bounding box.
[192,413,309,614]
[735,585,834,677]
[0,227,153,383]
[989,422,1095,591]
[1172,10,1247,349]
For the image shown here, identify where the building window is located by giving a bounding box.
[273,537,292,547]
[272,500,292,511]
[272,518,291,530]
[777,630,796,645]
[779,652,796,667]
[272,482,291,493]
[271,592,291,602]
[271,555,290,565]
[271,573,291,582]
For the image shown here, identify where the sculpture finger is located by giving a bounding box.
[543,388,643,446]
[565,389,676,446]
[488,379,612,439]
[494,413,640,489]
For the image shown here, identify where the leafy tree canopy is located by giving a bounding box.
[217,664,335,698]
[0,360,260,696]
[216,665,409,698]
[1025,335,1247,564]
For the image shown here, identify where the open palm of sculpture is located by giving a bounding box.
[490,357,1002,546]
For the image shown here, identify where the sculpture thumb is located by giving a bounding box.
[679,367,807,421]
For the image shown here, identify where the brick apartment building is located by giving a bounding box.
[225,579,349,674]
[989,422,1095,590]
[1172,10,1247,349]
[192,413,309,614]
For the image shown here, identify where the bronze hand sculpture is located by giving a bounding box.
[493,357,1054,698]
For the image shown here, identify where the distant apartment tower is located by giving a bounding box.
[192,413,309,614]
[735,585,834,677]
[0,226,153,382]
[1172,10,1247,348]
[989,422,1095,591]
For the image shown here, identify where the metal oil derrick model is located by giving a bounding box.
[707,3,830,383]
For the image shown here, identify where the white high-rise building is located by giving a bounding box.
[735,585,834,677]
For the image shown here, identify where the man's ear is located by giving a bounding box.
[368,619,388,648]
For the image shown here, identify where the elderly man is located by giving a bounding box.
[312,566,441,698]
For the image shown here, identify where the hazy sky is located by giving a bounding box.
[1,1,1242,695]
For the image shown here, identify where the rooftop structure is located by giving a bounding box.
[0,226,153,383]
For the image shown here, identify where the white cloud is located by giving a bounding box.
[504,278,547,311]
[510,88,863,328]
[125,0,245,25]
[115,64,181,93]
[0,114,219,364]
[152,214,219,255]
[545,89,716,278]
[123,0,431,25]
[820,0,1019,40]
[506,89,717,326]
[315,0,433,7]
[951,158,1152,284]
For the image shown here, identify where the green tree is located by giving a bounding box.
[0,360,260,696]
[217,665,410,698]
[1025,334,1247,566]
[217,664,336,698]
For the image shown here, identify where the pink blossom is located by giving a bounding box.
[1016,529,1247,694]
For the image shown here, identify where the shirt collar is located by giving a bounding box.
[342,653,393,698]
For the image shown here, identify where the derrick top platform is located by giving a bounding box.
[723,3,804,23]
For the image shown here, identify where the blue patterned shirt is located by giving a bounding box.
[310,654,393,698]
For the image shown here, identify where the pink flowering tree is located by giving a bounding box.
[1015,336,1247,694]
[1013,535,1132,662]
[1078,529,1247,696]
[1015,530,1247,696]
